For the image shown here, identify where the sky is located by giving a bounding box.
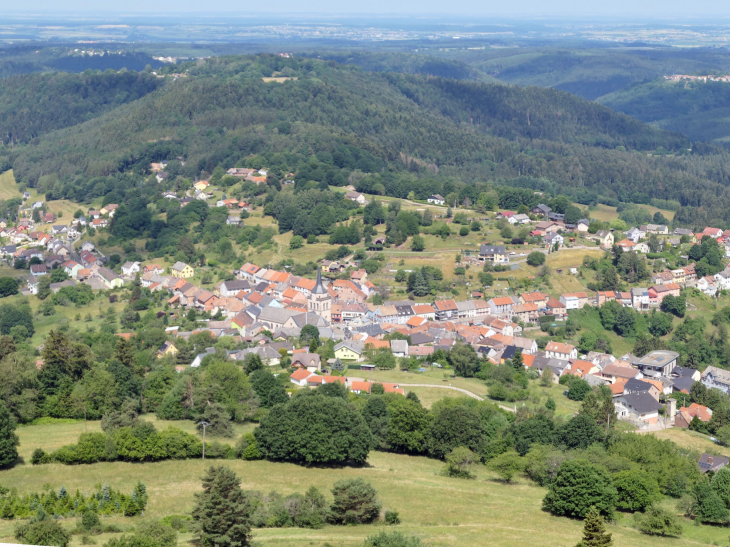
[4,0,730,19]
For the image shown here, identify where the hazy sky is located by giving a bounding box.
[5,0,730,18]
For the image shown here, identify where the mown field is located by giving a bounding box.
[0,418,727,547]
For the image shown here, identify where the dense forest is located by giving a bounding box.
[5,54,730,225]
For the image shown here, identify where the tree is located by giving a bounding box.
[0,400,19,467]
[428,405,484,459]
[566,377,592,401]
[613,469,661,511]
[191,465,253,547]
[540,366,554,387]
[575,506,613,547]
[242,353,264,375]
[448,344,479,377]
[198,403,234,438]
[412,270,430,296]
[249,369,288,408]
[647,311,673,337]
[15,519,71,547]
[554,413,601,450]
[394,270,406,283]
[635,505,683,537]
[527,252,546,266]
[692,481,730,524]
[489,451,524,483]
[0,277,18,297]
[411,234,425,252]
[543,460,617,518]
[300,324,320,345]
[289,235,304,249]
[661,294,686,318]
[328,478,381,524]
[444,446,478,478]
[254,394,372,464]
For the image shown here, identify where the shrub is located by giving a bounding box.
[363,531,422,547]
[444,446,477,478]
[235,432,262,460]
[384,510,401,525]
[329,478,382,525]
[614,469,661,512]
[31,448,50,465]
[527,252,546,266]
[15,520,71,547]
[635,505,683,537]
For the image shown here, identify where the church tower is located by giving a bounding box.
[308,268,332,323]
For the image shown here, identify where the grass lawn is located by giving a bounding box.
[589,204,619,222]
[651,427,730,458]
[1,420,725,547]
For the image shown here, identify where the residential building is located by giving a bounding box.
[702,365,730,395]
[433,299,458,321]
[427,194,445,205]
[171,262,195,279]
[595,230,614,247]
[630,350,679,378]
[345,191,367,205]
[479,244,508,263]
[545,341,577,361]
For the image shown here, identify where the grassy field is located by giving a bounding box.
[1,419,727,547]
[589,203,619,222]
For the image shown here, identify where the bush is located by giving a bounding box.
[235,432,263,460]
[289,235,304,249]
[81,510,101,532]
[444,446,478,478]
[527,252,546,266]
[328,478,382,525]
[614,469,661,512]
[15,520,71,547]
[384,510,401,525]
[31,448,50,465]
[635,505,683,537]
[363,531,422,547]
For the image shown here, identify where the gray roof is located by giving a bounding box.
[620,392,662,413]
[257,306,299,324]
[410,332,434,346]
[312,268,328,295]
[699,453,729,473]
[624,378,653,393]
[671,376,695,393]
[480,244,506,255]
[172,261,189,271]
[395,305,414,316]
[221,279,251,292]
[335,340,364,354]
[390,340,409,353]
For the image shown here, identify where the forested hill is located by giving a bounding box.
[599,79,730,143]
[5,54,730,225]
[0,71,165,146]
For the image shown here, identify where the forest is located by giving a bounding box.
[6,54,730,227]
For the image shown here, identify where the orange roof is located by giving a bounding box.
[681,403,712,422]
[569,360,595,378]
[434,299,457,311]
[546,298,564,308]
[290,368,312,381]
[282,287,299,299]
[491,297,514,306]
[610,378,628,395]
[364,337,390,349]
[297,278,316,291]
[546,341,575,354]
[522,292,547,302]
[322,376,345,384]
[407,316,428,327]
[523,354,536,368]
[307,376,324,385]
[413,304,434,314]
[350,381,371,393]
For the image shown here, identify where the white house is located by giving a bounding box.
[545,341,578,361]
[626,227,645,243]
[427,194,445,205]
[559,294,580,310]
[631,288,650,310]
[121,261,141,277]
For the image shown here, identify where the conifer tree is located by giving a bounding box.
[0,399,19,467]
[576,507,613,547]
[192,466,252,547]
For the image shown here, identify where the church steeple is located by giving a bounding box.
[308,267,331,322]
[312,267,327,295]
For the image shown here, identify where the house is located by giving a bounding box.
[98,267,124,289]
[512,303,539,323]
[479,244,508,263]
[191,348,216,368]
[616,392,662,424]
[433,299,458,321]
[546,297,567,317]
[81,241,95,253]
[675,403,713,428]
[226,216,241,226]
[157,341,178,359]
[91,218,108,229]
[702,365,730,395]
[30,264,47,276]
[545,341,577,361]
[623,378,662,401]
[26,276,39,294]
[171,262,195,279]
[544,232,564,248]
[569,360,600,379]
[631,287,650,310]
[535,221,559,233]
[345,191,367,205]
[630,350,679,378]
[292,352,322,371]
[511,213,531,225]
[531,204,552,217]
[699,453,729,474]
[626,227,645,243]
[101,204,119,217]
[488,296,517,319]
[289,368,313,386]
[496,211,515,220]
[427,194,446,205]
[576,219,590,232]
[52,225,67,236]
[194,180,210,192]
[143,264,164,275]
[156,171,168,183]
[334,341,365,361]
[390,340,409,358]
[122,261,141,277]
[595,230,614,248]
[31,201,44,210]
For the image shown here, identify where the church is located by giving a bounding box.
[307,268,332,322]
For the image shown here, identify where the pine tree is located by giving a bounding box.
[192,466,252,547]
[413,271,430,297]
[0,399,19,467]
[511,349,524,371]
[576,507,613,547]
[115,337,135,370]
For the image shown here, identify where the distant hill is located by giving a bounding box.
[4,54,730,226]
[598,79,730,143]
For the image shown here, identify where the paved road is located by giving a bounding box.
[398,383,515,412]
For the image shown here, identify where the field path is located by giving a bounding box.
[398,383,515,412]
